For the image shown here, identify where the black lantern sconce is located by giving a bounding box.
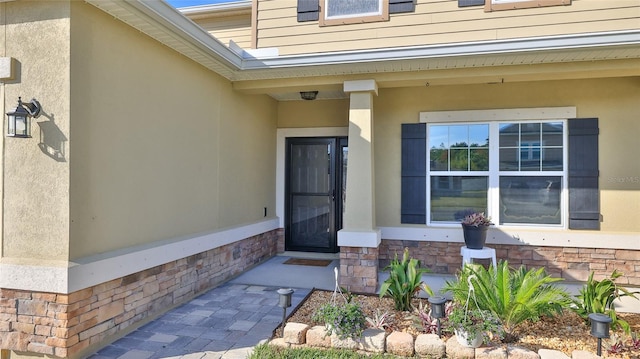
[589,313,612,356]
[299,91,318,101]
[6,97,41,138]
[428,296,447,337]
[277,288,294,336]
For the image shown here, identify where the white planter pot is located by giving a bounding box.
[455,329,483,348]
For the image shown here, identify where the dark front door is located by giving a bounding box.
[285,137,347,253]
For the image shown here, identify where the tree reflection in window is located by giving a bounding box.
[429,124,489,172]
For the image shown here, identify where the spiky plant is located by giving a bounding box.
[442,261,571,341]
[379,247,433,311]
[572,269,639,334]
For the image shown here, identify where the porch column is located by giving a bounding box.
[338,79,380,294]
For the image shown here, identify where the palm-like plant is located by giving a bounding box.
[442,261,571,341]
[572,270,639,334]
[379,247,433,311]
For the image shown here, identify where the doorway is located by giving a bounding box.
[285,137,347,253]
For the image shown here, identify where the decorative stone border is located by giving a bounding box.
[272,323,601,359]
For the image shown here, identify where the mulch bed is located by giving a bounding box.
[277,289,640,358]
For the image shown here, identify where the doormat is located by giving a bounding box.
[283,258,332,267]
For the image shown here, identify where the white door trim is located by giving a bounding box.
[276,127,349,228]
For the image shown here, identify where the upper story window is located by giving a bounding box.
[320,0,389,26]
[297,0,415,24]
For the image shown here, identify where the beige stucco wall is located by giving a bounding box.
[257,0,640,55]
[1,1,71,261]
[373,76,640,232]
[277,99,349,128]
[68,2,277,259]
[277,76,640,233]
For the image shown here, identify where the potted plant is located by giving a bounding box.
[460,211,493,249]
[312,300,366,340]
[447,304,502,348]
[312,267,366,340]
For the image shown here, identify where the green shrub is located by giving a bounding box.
[312,301,366,340]
[572,269,639,334]
[442,261,571,341]
[379,247,433,311]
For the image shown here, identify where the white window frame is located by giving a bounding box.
[420,107,576,229]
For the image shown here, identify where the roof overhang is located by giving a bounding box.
[85,0,640,99]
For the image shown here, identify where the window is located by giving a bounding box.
[427,120,566,226]
[297,0,414,24]
[498,122,564,225]
[402,111,599,229]
[320,0,389,26]
[428,124,489,222]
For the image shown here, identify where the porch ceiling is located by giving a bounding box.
[86,0,640,100]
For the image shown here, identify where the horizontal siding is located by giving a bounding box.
[194,16,252,49]
[256,0,640,55]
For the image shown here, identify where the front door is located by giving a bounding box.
[285,137,347,253]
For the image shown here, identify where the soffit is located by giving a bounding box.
[86,1,640,99]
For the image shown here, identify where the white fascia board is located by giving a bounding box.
[242,30,640,70]
[178,0,252,15]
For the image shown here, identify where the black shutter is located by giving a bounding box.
[459,0,485,7]
[568,118,600,230]
[401,123,426,224]
[297,0,319,22]
[390,0,416,14]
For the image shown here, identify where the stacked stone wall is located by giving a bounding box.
[339,246,379,294]
[380,240,640,285]
[0,229,279,358]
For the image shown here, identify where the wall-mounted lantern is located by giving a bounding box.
[6,97,41,138]
[589,313,612,356]
[428,296,447,337]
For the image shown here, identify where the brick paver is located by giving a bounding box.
[88,284,309,359]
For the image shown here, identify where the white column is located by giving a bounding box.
[338,80,381,248]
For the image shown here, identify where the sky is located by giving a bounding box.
[166,0,236,8]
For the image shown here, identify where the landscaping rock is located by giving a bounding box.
[283,322,309,344]
[330,334,359,350]
[269,338,291,348]
[359,328,386,353]
[571,350,599,359]
[507,345,541,359]
[415,333,445,358]
[445,336,475,359]
[476,345,507,359]
[538,349,570,359]
[306,325,331,348]
[387,331,415,357]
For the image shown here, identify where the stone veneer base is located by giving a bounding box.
[379,240,640,284]
[0,229,280,358]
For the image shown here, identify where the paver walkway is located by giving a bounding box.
[88,283,310,359]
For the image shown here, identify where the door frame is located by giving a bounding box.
[275,127,349,238]
[285,137,343,252]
